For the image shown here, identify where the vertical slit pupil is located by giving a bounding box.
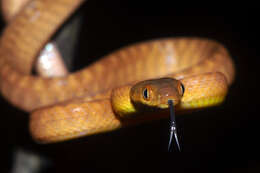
[180,83,185,95]
[143,88,149,100]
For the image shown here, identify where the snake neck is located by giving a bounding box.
[111,85,137,118]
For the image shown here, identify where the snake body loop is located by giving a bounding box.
[0,0,235,143]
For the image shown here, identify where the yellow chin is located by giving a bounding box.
[158,104,169,109]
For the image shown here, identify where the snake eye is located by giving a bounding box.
[143,87,149,100]
[180,83,185,96]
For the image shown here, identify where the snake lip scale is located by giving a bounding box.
[0,0,235,143]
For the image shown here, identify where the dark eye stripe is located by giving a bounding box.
[143,88,149,100]
[180,83,185,95]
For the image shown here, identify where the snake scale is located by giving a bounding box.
[0,0,235,143]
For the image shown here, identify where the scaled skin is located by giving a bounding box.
[0,0,235,143]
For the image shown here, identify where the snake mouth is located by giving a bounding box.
[157,97,180,109]
[158,103,171,109]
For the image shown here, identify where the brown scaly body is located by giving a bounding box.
[0,0,235,143]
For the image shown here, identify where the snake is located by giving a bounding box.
[0,0,235,143]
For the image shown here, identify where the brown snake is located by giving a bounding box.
[0,0,235,143]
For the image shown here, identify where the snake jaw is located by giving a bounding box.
[158,98,179,109]
[157,87,182,109]
[157,92,181,108]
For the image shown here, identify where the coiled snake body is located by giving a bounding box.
[0,0,235,143]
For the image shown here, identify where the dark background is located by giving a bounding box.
[0,1,259,173]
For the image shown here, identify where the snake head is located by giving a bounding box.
[130,78,185,109]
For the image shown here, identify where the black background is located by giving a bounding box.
[0,1,259,173]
